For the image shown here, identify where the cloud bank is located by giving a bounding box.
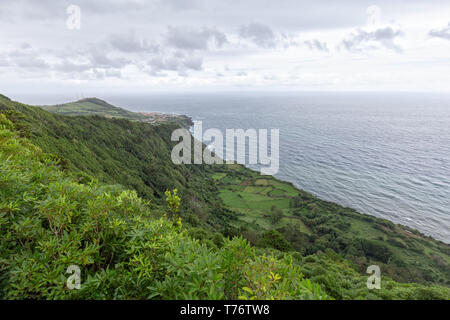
[0,0,450,93]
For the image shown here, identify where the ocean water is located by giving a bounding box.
[25,91,450,243]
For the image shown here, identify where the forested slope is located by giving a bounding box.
[0,94,449,299]
[0,111,329,299]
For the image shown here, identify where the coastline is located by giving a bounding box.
[231,161,449,245]
[183,117,448,245]
[1,93,448,290]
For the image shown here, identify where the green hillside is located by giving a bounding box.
[40,98,143,119]
[213,165,450,287]
[0,94,449,300]
[0,111,328,299]
[39,97,192,126]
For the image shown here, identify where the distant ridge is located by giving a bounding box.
[40,97,142,120]
[39,97,192,126]
[0,94,11,101]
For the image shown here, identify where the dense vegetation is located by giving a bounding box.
[0,113,328,299]
[0,94,449,299]
[39,97,192,126]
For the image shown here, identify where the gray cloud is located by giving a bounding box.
[304,39,329,52]
[1,0,450,93]
[109,30,159,53]
[1,25,211,80]
[87,48,130,69]
[429,22,450,40]
[166,26,227,50]
[340,26,403,53]
[1,0,147,18]
[12,55,49,70]
[50,49,126,79]
[160,0,203,11]
[147,53,203,76]
[0,42,128,80]
[55,59,91,74]
[239,22,276,48]
[1,45,50,70]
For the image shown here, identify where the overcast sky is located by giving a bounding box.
[1,0,450,98]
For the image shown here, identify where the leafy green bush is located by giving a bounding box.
[257,230,293,252]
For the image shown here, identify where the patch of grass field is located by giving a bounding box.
[228,185,246,192]
[296,219,312,235]
[348,217,386,240]
[243,186,268,193]
[255,179,269,186]
[271,182,299,197]
[219,190,248,208]
[240,192,272,202]
[217,171,299,228]
[269,188,285,196]
[260,186,273,194]
[221,175,243,185]
[247,198,290,210]
[212,172,226,180]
